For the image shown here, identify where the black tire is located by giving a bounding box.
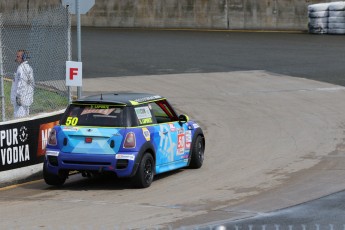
[43,162,67,186]
[133,153,154,188]
[189,135,205,169]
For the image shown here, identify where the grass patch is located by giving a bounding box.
[1,80,68,120]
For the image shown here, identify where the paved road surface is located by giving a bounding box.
[75,28,345,86]
[1,30,345,229]
[198,190,345,230]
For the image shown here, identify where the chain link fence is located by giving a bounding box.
[0,5,71,121]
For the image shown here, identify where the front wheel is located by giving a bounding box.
[43,162,67,186]
[133,153,154,188]
[189,135,205,169]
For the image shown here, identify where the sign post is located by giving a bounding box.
[62,0,95,99]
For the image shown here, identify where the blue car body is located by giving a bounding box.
[44,93,205,188]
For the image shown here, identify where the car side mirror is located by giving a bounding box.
[178,114,189,124]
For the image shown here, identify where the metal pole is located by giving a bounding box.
[226,0,229,29]
[0,14,5,121]
[76,0,82,99]
[67,5,72,103]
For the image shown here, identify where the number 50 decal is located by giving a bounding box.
[66,117,78,126]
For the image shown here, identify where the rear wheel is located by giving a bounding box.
[189,135,205,169]
[43,162,67,186]
[133,153,154,188]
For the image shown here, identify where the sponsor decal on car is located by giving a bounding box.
[116,154,135,161]
[169,123,176,132]
[193,123,200,129]
[177,128,185,155]
[62,127,79,131]
[185,130,192,149]
[135,106,153,125]
[46,150,59,156]
[142,128,150,141]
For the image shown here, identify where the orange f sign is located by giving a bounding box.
[66,61,83,86]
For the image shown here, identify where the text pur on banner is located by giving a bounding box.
[0,113,62,172]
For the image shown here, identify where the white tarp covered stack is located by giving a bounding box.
[308,1,345,34]
[328,1,345,34]
[308,3,330,34]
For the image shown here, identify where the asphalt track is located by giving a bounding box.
[77,28,345,86]
[1,29,345,229]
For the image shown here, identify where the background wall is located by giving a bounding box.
[0,0,342,30]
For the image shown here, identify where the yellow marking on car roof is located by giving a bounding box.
[128,120,181,128]
[129,98,166,106]
[72,103,126,107]
[129,100,139,105]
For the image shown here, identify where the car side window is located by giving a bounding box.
[150,100,178,123]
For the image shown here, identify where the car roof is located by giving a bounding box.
[73,92,165,106]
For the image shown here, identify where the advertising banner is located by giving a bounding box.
[0,113,62,172]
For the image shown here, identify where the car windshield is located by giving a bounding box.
[60,104,126,127]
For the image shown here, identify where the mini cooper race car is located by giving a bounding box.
[43,93,205,188]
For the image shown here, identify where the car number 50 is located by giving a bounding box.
[66,117,78,126]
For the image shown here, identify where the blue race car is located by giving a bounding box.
[43,93,205,188]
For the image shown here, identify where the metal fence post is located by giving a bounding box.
[0,13,5,122]
[67,5,72,104]
[76,0,82,99]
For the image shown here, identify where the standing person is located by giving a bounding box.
[11,49,35,118]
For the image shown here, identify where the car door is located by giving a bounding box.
[149,100,189,172]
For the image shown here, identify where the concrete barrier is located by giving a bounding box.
[0,163,42,187]
[0,110,64,187]
[2,0,343,31]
